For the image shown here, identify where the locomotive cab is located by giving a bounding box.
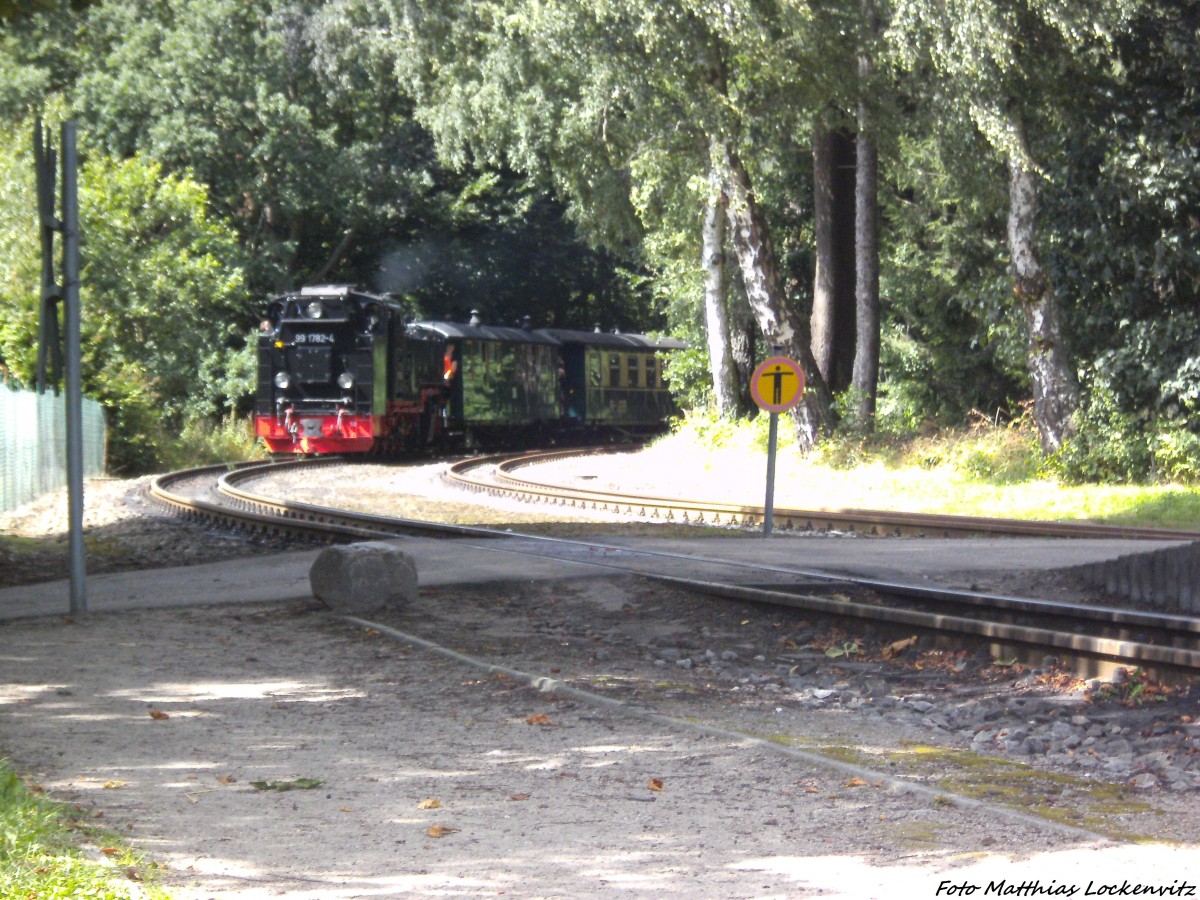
[255,286,395,453]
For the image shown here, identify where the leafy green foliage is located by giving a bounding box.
[157,414,267,471]
[1052,380,1153,484]
[78,153,249,472]
[1053,378,1200,486]
[4,0,1200,479]
[70,0,643,321]
[0,112,250,473]
[1043,0,1200,423]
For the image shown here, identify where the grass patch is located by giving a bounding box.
[758,736,1170,843]
[654,414,1200,531]
[0,759,166,898]
[883,743,1166,842]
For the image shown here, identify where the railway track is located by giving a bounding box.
[148,451,1200,676]
[449,446,1200,541]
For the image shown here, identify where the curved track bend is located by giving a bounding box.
[451,447,1200,541]
[149,453,1200,676]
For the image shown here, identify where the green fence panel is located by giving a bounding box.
[1,385,106,512]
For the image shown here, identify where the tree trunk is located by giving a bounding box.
[716,140,833,449]
[812,123,837,385]
[702,185,740,418]
[1007,121,1078,453]
[851,0,881,431]
[812,123,858,397]
[852,130,880,430]
[729,285,757,415]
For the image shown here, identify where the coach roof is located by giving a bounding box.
[407,321,561,346]
[536,328,687,350]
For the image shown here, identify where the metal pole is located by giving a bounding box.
[763,411,778,535]
[34,120,62,396]
[62,121,87,615]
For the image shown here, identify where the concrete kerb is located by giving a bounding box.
[1063,540,1200,614]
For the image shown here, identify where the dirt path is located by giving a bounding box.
[2,576,1198,898]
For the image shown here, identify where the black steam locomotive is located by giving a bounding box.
[254,285,685,455]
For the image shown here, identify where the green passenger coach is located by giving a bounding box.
[538,328,686,428]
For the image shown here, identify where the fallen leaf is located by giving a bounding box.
[426,823,459,838]
[844,777,869,788]
[509,793,530,801]
[418,799,441,810]
[340,806,352,813]
[525,714,552,726]
[101,847,120,856]
[125,867,143,882]
[102,780,126,790]
[249,777,325,792]
[805,786,819,794]
[148,709,170,720]
[216,775,236,785]
[882,635,918,659]
[647,778,664,792]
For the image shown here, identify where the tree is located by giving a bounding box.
[850,0,882,430]
[387,0,839,444]
[1043,0,1200,424]
[1006,117,1078,451]
[702,183,740,416]
[0,115,249,472]
[887,0,1138,451]
[810,122,857,398]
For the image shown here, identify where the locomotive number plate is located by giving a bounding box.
[298,418,324,438]
[294,333,335,345]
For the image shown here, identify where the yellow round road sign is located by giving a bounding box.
[750,356,805,413]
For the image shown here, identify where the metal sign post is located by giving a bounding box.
[749,355,806,535]
[35,119,87,614]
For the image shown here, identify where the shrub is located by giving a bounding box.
[157,414,266,471]
[1053,381,1153,484]
[1150,423,1200,484]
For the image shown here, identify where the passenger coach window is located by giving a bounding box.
[627,355,640,388]
[608,354,621,387]
[646,356,657,387]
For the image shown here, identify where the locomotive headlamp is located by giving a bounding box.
[274,371,293,390]
[337,371,355,390]
[306,301,324,319]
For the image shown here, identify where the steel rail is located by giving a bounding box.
[447,447,1200,541]
[149,459,401,542]
[147,457,1200,674]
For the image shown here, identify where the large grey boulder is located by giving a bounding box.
[309,541,418,614]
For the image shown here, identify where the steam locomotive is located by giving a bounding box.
[254,285,685,455]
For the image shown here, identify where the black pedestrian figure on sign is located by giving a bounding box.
[766,365,795,405]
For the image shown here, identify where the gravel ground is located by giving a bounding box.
[2,459,1199,897]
